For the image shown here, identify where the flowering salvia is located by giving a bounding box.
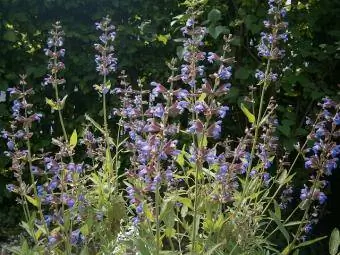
[2,0,339,254]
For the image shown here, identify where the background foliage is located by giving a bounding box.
[0,0,339,252]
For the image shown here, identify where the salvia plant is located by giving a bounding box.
[2,0,339,254]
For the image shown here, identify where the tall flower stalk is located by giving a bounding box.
[93,16,118,186]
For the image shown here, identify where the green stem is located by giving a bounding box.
[241,56,271,200]
[155,186,161,255]
[191,161,200,254]
[22,89,49,239]
[54,86,68,143]
[26,138,49,237]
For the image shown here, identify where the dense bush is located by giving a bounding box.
[1,0,339,254]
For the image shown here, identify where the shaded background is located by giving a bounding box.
[0,0,339,253]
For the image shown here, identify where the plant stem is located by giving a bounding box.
[155,185,161,255]
[22,87,49,238]
[191,161,200,254]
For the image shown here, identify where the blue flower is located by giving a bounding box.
[304,223,313,233]
[136,203,143,215]
[325,160,337,175]
[6,140,14,151]
[207,52,218,63]
[304,158,312,169]
[300,185,310,201]
[318,192,327,204]
[6,184,15,192]
[334,113,340,126]
[255,69,265,80]
[218,66,232,80]
[194,101,206,113]
[331,145,340,158]
[217,106,229,118]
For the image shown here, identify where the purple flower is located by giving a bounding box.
[153,104,165,118]
[207,121,222,139]
[194,101,206,113]
[325,159,337,175]
[207,52,218,63]
[255,69,265,80]
[44,215,53,226]
[151,173,161,191]
[304,223,313,233]
[176,101,190,113]
[216,164,228,182]
[76,163,84,173]
[48,235,58,245]
[67,163,75,172]
[186,18,194,27]
[331,145,340,158]
[300,185,310,201]
[6,140,14,151]
[6,184,16,192]
[334,113,340,125]
[263,172,271,186]
[205,149,217,165]
[136,203,143,215]
[174,89,189,99]
[304,158,312,169]
[218,66,232,80]
[187,120,204,134]
[71,229,84,245]
[263,20,270,28]
[217,106,229,118]
[165,167,173,182]
[318,192,327,204]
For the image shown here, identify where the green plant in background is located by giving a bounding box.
[0,0,339,254]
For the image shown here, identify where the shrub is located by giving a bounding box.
[2,0,339,254]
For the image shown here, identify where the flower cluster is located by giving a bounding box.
[94,16,117,84]
[301,98,339,202]
[257,0,288,60]
[298,98,339,235]
[3,76,42,197]
[43,21,66,87]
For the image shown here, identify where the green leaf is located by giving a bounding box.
[277,124,291,137]
[235,67,251,80]
[156,34,169,45]
[25,195,39,208]
[329,228,340,255]
[85,114,105,134]
[60,94,68,110]
[208,9,221,23]
[176,145,186,168]
[240,103,255,123]
[294,236,327,249]
[136,238,151,255]
[80,223,90,237]
[69,129,77,148]
[35,228,42,240]
[164,227,176,238]
[278,170,288,185]
[274,200,281,220]
[269,210,290,244]
[104,147,112,172]
[80,247,90,255]
[206,241,226,255]
[45,97,59,110]
[105,80,111,90]
[3,30,17,42]
[208,25,228,39]
[284,221,305,227]
[198,92,207,101]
